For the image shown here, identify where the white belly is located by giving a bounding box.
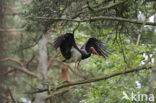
[67,47,82,62]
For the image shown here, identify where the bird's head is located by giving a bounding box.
[90,47,101,57]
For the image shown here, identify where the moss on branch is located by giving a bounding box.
[37,16,156,26]
[33,64,153,93]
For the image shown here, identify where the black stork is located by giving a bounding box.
[54,33,111,74]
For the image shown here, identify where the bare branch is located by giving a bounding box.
[0,57,37,78]
[0,58,24,67]
[36,16,156,26]
[15,66,37,78]
[1,69,16,76]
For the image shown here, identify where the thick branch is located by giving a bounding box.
[34,64,153,93]
[37,16,156,26]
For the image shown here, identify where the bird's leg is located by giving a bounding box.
[74,62,82,76]
[74,63,77,74]
[76,61,87,79]
[76,61,80,73]
[74,62,80,80]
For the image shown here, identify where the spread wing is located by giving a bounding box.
[81,37,111,58]
[54,33,76,59]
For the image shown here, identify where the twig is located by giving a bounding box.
[45,86,75,100]
[15,66,37,78]
[26,53,36,68]
[73,23,80,34]
[1,68,16,76]
[8,88,16,103]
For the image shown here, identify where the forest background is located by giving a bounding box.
[0,0,156,103]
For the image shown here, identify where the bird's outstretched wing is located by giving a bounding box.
[54,33,76,59]
[81,37,111,58]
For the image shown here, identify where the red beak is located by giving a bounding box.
[91,47,101,57]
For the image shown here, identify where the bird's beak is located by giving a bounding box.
[90,47,100,57]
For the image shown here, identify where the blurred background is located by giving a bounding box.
[0,0,156,103]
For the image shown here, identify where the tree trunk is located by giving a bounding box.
[34,34,48,103]
[0,0,7,102]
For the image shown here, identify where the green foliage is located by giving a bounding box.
[2,0,156,103]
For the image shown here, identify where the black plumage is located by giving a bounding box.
[81,37,111,59]
[54,33,111,62]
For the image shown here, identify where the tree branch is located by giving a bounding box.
[8,88,16,103]
[1,68,16,76]
[0,58,37,78]
[0,28,24,32]
[36,16,156,26]
[93,0,127,12]
[15,66,37,78]
[33,64,153,93]
[93,0,117,8]
[0,58,24,66]
[45,86,75,100]
[76,0,127,17]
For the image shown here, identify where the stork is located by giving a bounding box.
[54,33,111,75]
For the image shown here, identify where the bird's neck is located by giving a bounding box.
[80,49,91,59]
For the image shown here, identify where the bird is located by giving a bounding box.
[54,33,111,75]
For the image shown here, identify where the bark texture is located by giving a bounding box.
[0,0,7,102]
[34,34,48,103]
